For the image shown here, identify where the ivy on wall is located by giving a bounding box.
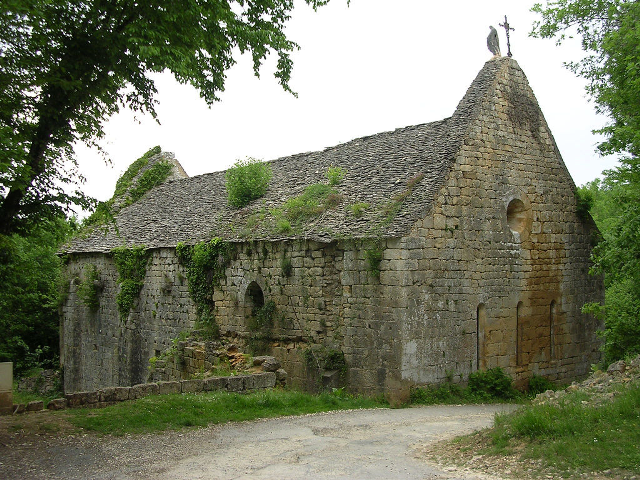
[176,238,231,337]
[112,246,151,321]
[76,263,101,312]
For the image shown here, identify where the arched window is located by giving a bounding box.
[550,300,557,360]
[516,301,524,366]
[476,304,486,370]
[245,281,264,317]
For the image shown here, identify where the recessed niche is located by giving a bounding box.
[507,198,528,234]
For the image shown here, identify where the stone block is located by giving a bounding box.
[130,383,159,400]
[261,357,281,372]
[181,379,204,393]
[226,375,245,392]
[26,400,44,412]
[13,403,26,414]
[157,381,181,395]
[276,368,288,386]
[65,391,98,407]
[113,387,130,402]
[204,376,228,392]
[245,372,276,390]
[47,398,68,411]
[99,387,116,403]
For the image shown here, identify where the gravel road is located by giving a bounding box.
[1,404,515,480]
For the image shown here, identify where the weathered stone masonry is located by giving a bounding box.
[61,58,603,395]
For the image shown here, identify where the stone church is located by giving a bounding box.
[61,57,603,395]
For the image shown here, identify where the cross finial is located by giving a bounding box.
[499,15,514,57]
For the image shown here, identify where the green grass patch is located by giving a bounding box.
[411,368,522,405]
[487,383,640,474]
[67,388,387,435]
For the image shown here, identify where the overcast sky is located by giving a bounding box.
[74,0,619,206]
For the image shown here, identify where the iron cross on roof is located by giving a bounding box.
[499,15,514,57]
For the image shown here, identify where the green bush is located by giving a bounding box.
[528,374,557,395]
[348,202,369,217]
[365,246,383,278]
[326,166,346,186]
[468,367,517,400]
[225,158,272,208]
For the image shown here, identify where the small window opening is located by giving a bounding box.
[245,281,264,316]
[507,199,527,233]
[550,300,556,360]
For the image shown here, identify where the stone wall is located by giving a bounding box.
[61,249,197,393]
[394,59,602,387]
[60,60,602,396]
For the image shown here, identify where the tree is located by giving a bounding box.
[0,216,77,375]
[531,0,640,158]
[0,0,334,235]
[532,1,640,362]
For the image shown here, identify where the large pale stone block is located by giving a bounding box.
[0,362,12,415]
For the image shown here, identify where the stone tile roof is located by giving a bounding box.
[64,58,506,253]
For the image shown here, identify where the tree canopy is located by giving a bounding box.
[0,0,333,235]
[531,0,640,158]
[533,1,640,363]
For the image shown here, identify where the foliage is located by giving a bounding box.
[364,245,383,279]
[67,388,385,436]
[304,347,348,379]
[579,175,640,363]
[487,384,640,474]
[76,264,101,312]
[326,166,346,186]
[467,368,518,400]
[281,183,341,222]
[411,370,523,405]
[532,2,640,364]
[225,158,272,208]
[111,246,151,322]
[531,0,640,158]
[528,374,557,395]
[0,1,336,235]
[348,202,370,218]
[0,216,76,375]
[176,238,231,337]
[247,300,277,355]
[281,257,293,277]
[574,187,594,220]
[84,146,164,227]
[380,173,424,225]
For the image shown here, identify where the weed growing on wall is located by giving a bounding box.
[225,157,272,208]
[348,202,369,218]
[364,244,383,279]
[125,159,173,205]
[326,165,346,186]
[281,257,293,277]
[176,238,231,337]
[76,264,101,312]
[112,246,151,321]
[380,172,425,226]
[85,146,163,227]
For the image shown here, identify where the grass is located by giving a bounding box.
[483,383,640,475]
[67,388,387,435]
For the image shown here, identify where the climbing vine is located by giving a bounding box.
[176,238,231,337]
[76,264,101,312]
[112,246,151,321]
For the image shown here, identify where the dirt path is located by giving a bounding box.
[0,404,515,480]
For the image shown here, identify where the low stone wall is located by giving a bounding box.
[11,372,276,413]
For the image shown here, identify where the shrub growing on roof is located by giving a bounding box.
[225,158,272,208]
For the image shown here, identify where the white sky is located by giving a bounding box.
[74,0,619,206]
